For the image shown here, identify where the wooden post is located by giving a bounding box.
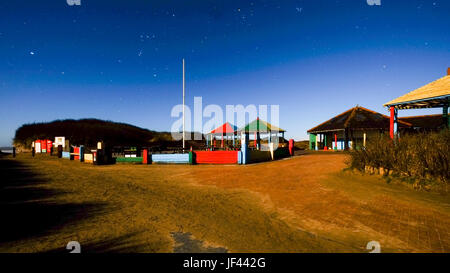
[256,132,260,150]
[57,145,62,158]
[350,129,354,149]
[334,133,337,150]
[315,133,318,151]
[241,133,249,164]
[389,106,398,139]
[344,128,349,150]
[221,132,224,148]
[211,135,213,150]
[288,139,294,156]
[79,145,84,162]
[309,134,315,150]
[363,132,367,147]
[143,149,148,164]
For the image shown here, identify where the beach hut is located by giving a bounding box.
[384,68,450,139]
[307,106,412,150]
[238,118,286,150]
[206,122,238,149]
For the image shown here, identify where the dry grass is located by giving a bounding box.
[1,153,449,253]
[348,131,450,186]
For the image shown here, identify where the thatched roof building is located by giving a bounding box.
[307,106,441,150]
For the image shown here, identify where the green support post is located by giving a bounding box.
[189,151,195,165]
[309,133,316,150]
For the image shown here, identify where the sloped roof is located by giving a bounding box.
[209,122,237,134]
[398,114,445,129]
[384,75,450,109]
[307,106,411,133]
[238,118,285,133]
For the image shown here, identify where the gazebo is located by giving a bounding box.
[206,122,238,149]
[238,118,286,150]
[307,106,411,150]
[384,68,450,139]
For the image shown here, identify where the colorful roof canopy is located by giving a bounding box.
[307,106,411,133]
[209,122,237,134]
[384,73,450,109]
[238,118,285,133]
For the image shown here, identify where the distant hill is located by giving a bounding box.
[13,119,202,150]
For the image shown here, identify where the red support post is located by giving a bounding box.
[389,106,394,139]
[389,106,395,139]
[142,149,148,164]
[254,132,256,147]
[334,133,337,150]
[288,139,294,156]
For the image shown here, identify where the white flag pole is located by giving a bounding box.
[182,58,185,151]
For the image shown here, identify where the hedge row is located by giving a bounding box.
[348,130,449,184]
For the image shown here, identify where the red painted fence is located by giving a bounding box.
[74,147,80,160]
[194,151,238,164]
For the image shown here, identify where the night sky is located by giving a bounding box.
[0,0,449,145]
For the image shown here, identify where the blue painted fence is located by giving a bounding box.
[62,151,70,159]
[151,153,190,164]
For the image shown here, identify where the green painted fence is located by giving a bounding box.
[116,157,143,163]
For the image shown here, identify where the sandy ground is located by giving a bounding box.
[0,153,449,253]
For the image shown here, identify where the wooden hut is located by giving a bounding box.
[307,106,411,150]
[384,68,450,139]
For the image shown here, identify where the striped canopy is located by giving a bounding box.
[209,122,237,134]
[238,118,285,133]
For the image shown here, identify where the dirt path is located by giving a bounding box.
[189,154,450,252]
[1,153,449,253]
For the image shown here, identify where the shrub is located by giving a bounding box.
[348,130,449,185]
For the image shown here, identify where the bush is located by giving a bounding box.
[348,130,450,185]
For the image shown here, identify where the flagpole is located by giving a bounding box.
[182,58,185,151]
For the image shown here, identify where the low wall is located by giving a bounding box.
[194,151,238,164]
[273,147,290,160]
[74,147,80,160]
[249,150,272,164]
[151,153,192,164]
[84,153,94,164]
[116,157,143,163]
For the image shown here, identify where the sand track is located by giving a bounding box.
[1,153,449,252]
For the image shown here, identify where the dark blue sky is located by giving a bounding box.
[1,0,449,145]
